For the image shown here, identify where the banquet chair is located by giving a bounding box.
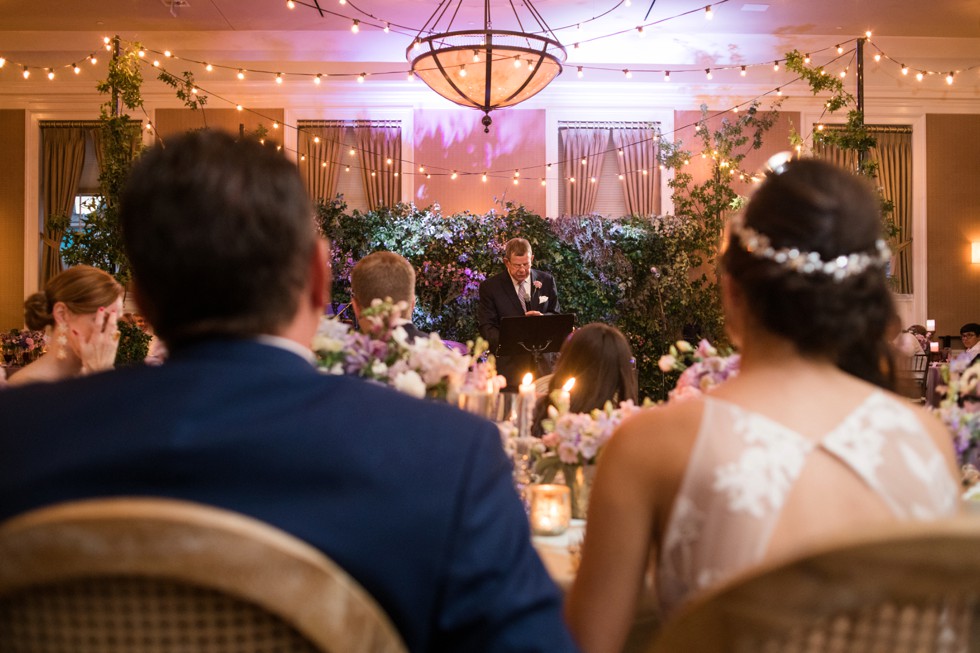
[0,497,406,653]
[896,352,929,401]
[649,518,980,653]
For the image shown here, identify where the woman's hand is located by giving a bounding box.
[78,307,120,375]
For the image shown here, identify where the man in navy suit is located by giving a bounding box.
[0,131,578,653]
[350,251,427,342]
[478,238,561,389]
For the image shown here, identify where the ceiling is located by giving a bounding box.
[1,1,977,89]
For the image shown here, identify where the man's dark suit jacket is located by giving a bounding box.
[0,339,577,653]
[478,269,561,388]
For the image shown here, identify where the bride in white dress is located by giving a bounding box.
[565,157,961,653]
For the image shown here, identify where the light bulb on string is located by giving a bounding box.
[901,64,908,75]
[137,49,146,58]
[450,171,458,180]
[915,71,923,81]
[473,50,480,63]
[581,157,587,166]
[406,71,415,82]
[90,55,98,65]
[314,73,322,85]
[236,104,243,111]
[836,44,843,54]
[73,63,80,74]
[773,61,779,71]
[513,56,522,69]
[350,148,356,156]
[839,69,847,79]
[527,59,534,71]
[384,22,390,33]
[740,65,747,77]
[624,69,632,79]
[459,64,467,78]
[357,72,366,83]
[664,70,670,82]
[705,69,712,80]
[540,178,546,186]
[205,63,213,72]
[276,73,283,84]
[313,136,320,144]
[874,53,881,62]
[22,66,29,79]
[513,178,519,185]
[803,54,810,64]
[947,72,954,85]
[481,172,487,182]
[152,60,160,68]
[577,66,584,79]
[237,69,245,80]
[514,169,520,178]
[386,158,393,165]
[273,121,279,129]
[590,176,596,183]
[705,5,713,19]
[0,57,5,68]
[46,69,54,80]
[637,26,645,37]
[164,50,172,58]
[351,20,359,33]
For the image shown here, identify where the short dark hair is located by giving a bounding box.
[120,130,317,346]
[351,251,416,307]
[961,323,980,336]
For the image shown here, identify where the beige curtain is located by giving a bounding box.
[298,126,345,202]
[561,129,608,216]
[873,130,913,294]
[355,126,402,209]
[815,127,913,293]
[40,127,87,284]
[611,128,661,216]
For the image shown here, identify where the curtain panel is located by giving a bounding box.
[814,127,913,293]
[560,129,608,216]
[297,126,345,203]
[611,128,661,217]
[355,126,402,210]
[40,127,87,284]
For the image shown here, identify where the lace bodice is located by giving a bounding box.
[657,392,959,614]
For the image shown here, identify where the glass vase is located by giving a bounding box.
[564,463,597,520]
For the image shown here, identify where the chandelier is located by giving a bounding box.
[407,0,567,133]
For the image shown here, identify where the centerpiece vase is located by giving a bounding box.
[564,463,597,520]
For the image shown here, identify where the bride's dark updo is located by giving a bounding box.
[23,265,123,331]
[721,157,895,389]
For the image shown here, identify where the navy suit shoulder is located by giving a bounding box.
[0,339,577,653]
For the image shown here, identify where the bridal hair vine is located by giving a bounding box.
[729,215,892,282]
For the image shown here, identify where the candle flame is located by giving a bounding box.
[562,377,576,392]
[522,372,534,387]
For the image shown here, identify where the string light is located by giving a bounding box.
[73,63,81,74]
[205,63,213,72]
[624,69,632,79]
[773,61,779,72]
[705,69,712,80]
[637,26,645,37]
[313,136,320,143]
[351,19,360,33]
[740,65,747,77]
[540,179,546,186]
[836,44,843,54]
[349,148,356,156]
[152,60,160,68]
[705,5,713,19]
[89,55,98,65]
[47,69,54,80]
[287,0,295,7]
[458,64,467,78]
[357,72,366,83]
[0,57,5,68]
[839,69,847,78]
[384,22,390,33]
[664,70,670,82]
[236,104,243,111]
[407,71,415,82]
[915,71,923,81]
[472,50,480,63]
[513,56,522,69]
[137,49,146,58]
[22,66,29,79]
[804,54,811,64]
[237,69,245,80]
[581,157,587,165]
[275,73,283,84]
[314,73,322,84]
[901,64,909,75]
[514,169,520,178]
[450,171,458,180]
[164,50,172,58]
[481,172,487,182]
[577,66,584,78]
[273,121,279,129]
[947,71,954,85]
[873,53,881,62]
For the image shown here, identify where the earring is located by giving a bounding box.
[55,323,68,360]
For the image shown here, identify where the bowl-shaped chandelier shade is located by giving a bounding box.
[409,30,566,132]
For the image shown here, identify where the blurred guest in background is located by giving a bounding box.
[350,251,426,342]
[532,323,638,436]
[9,265,122,387]
[566,158,960,653]
[959,322,980,366]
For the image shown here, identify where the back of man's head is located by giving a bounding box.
[350,251,416,308]
[120,130,316,346]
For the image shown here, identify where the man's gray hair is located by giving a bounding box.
[503,238,532,261]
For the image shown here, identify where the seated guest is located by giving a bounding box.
[9,265,123,387]
[478,237,561,389]
[959,322,980,366]
[892,322,925,358]
[350,251,426,342]
[532,323,638,436]
[565,158,960,653]
[0,131,576,653]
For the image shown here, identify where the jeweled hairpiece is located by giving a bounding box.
[729,215,892,282]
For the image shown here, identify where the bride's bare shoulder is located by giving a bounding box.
[606,398,706,467]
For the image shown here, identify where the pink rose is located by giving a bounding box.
[533,280,542,289]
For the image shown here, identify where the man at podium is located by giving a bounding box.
[478,237,562,389]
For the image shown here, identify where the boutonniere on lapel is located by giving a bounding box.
[533,280,542,290]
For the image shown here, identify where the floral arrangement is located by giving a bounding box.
[533,398,646,476]
[932,355,980,467]
[311,298,499,401]
[1,329,46,365]
[658,338,740,401]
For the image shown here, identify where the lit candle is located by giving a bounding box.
[517,372,535,438]
[558,377,575,413]
[931,341,940,353]
[926,319,936,332]
[529,484,571,535]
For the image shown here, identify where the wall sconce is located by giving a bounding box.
[972,242,980,264]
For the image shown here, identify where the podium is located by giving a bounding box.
[496,314,575,374]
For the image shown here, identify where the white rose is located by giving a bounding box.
[676,340,693,353]
[370,360,389,377]
[393,370,427,398]
[658,354,676,372]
